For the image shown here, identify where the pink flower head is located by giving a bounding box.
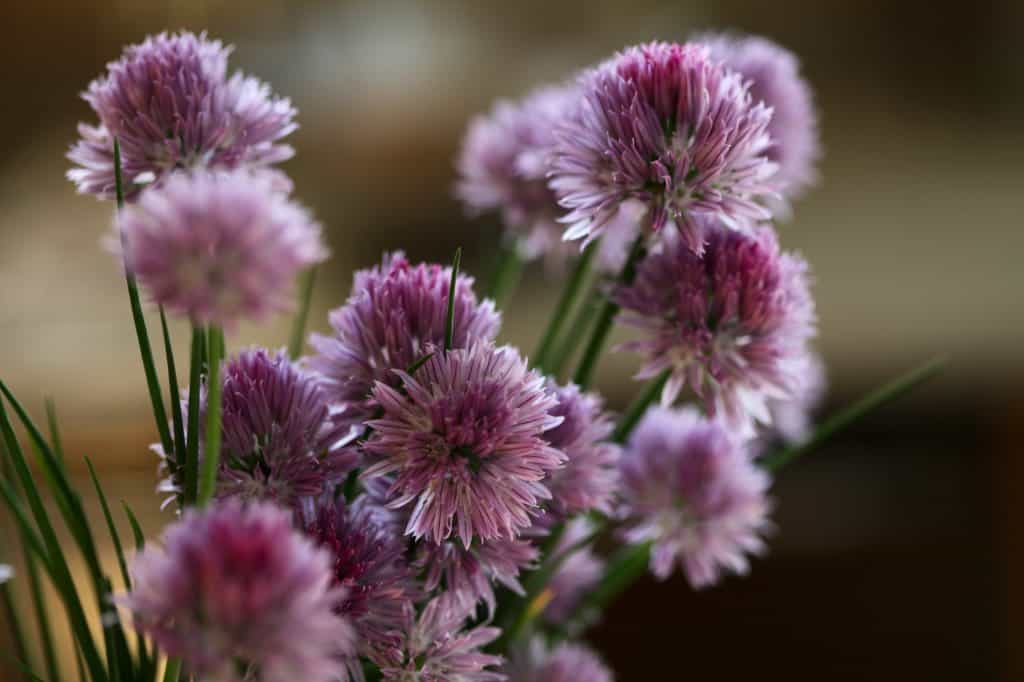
[700,33,820,208]
[121,500,353,681]
[550,41,778,254]
[381,597,505,681]
[310,252,500,433]
[68,31,296,200]
[763,349,827,446]
[620,406,772,588]
[541,518,604,626]
[615,220,815,437]
[415,536,538,617]
[505,638,613,682]
[117,168,327,329]
[542,381,621,517]
[456,84,581,266]
[363,342,565,546]
[305,494,418,670]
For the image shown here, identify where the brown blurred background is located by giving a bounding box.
[1,0,1021,680]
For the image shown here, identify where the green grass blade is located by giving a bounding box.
[159,308,186,491]
[162,658,182,682]
[121,501,146,551]
[444,248,462,353]
[44,398,65,465]
[0,649,44,682]
[611,370,670,444]
[532,242,597,372]
[84,457,131,590]
[486,245,523,310]
[288,266,317,359]
[198,327,224,506]
[1,581,33,682]
[23,549,60,682]
[183,326,205,505]
[761,355,948,472]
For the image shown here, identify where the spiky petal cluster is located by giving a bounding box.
[68,31,296,200]
[620,406,772,588]
[615,221,815,436]
[117,168,327,328]
[550,41,777,253]
[542,381,621,517]
[505,639,613,682]
[764,350,826,445]
[541,519,604,626]
[363,342,565,546]
[381,598,505,681]
[214,347,355,505]
[457,84,593,266]
[120,500,353,681]
[310,252,500,432]
[701,34,820,205]
[305,495,417,670]
[415,536,538,617]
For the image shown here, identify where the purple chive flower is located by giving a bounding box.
[415,536,538,617]
[550,41,777,254]
[505,639,613,682]
[541,519,604,626]
[310,252,500,433]
[68,31,296,201]
[117,168,327,329]
[700,33,820,207]
[120,500,353,681]
[763,350,826,445]
[305,494,418,670]
[381,597,505,681]
[363,342,565,546]
[620,406,772,588]
[615,221,815,437]
[543,381,621,517]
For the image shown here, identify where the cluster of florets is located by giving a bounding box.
[91,29,827,682]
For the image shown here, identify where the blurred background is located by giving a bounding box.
[1,0,1021,680]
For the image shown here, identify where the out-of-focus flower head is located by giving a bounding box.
[699,33,820,208]
[504,638,613,682]
[0,564,12,584]
[615,220,815,437]
[68,31,296,200]
[550,41,777,254]
[415,536,538,618]
[120,499,353,682]
[305,493,417,671]
[541,518,604,626]
[380,597,505,681]
[619,406,772,588]
[542,381,620,517]
[310,252,500,434]
[762,349,827,446]
[456,84,579,267]
[117,168,327,329]
[363,342,565,546]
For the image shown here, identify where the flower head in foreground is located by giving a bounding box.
[68,31,296,200]
[363,342,564,546]
[456,84,579,265]
[415,536,538,617]
[121,500,353,682]
[541,518,604,626]
[700,33,820,206]
[763,350,826,446]
[615,220,815,436]
[542,381,620,517]
[620,406,772,587]
[310,252,500,433]
[550,41,777,253]
[117,168,327,329]
[381,597,505,681]
[505,638,613,682]
[305,494,417,669]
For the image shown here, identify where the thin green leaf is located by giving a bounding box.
[532,241,597,372]
[159,308,186,492]
[121,501,146,551]
[444,248,462,353]
[546,290,599,379]
[406,352,435,375]
[572,235,644,389]
[486,245,523,310]
[1,582,32,682]
[761,355,948,472]
[288,266,317,359]
[85,457,131,590]
[162,658,182,682]
[44,398,65,465]
[0,650,44,682]
[198,326,225,506]
[611,370,670,444]
[115,137,174,459]
[183,326,205,505]
[23,548,61,682]
[579,541,651,616]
